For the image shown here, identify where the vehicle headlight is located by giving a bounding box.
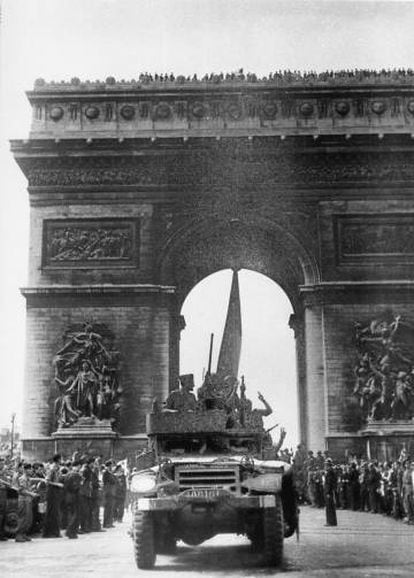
[130,473,157,494]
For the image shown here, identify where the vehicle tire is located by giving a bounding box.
[262,495,284,567]
[133,507,156,569]
[4,510,19,537]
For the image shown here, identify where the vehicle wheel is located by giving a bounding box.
[262,495,284,566]
[133,507,156,569]
[4,510,19,537]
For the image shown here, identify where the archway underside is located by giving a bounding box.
[159,217,318,313]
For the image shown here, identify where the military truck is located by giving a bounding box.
[129,375,298,569]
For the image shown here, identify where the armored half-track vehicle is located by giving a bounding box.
[129,374,298,569]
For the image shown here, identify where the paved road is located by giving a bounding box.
[1,506,414,577]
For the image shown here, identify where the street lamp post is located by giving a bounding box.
[10,413,16,459]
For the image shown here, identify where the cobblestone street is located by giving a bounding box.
[2,506,414,577]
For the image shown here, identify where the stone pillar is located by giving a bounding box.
[289,312,307,447]
[303,304,326,451]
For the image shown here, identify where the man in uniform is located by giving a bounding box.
[113,464,127,522]
[42,454,63,538]
[323,458,338,527]
[13,463,34,542]
[165,374,197,411]
[90,457,102,532]
[63,461,82,539]
[305,451,316,506]
[367,462,382,513]
[102,460,117,528]
[402,460,414,524]
[78,457,93,533]
[348,462,360,511]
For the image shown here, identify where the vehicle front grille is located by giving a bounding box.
[175,465,239,492]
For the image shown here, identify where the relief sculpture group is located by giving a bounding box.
[52,323,122,430]
[353,315,414,422]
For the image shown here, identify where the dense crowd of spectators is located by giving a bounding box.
[2,442,414,548]
[37,68,414,88]
[292,447,414,525]
[0,453,129,542]
[135,68,414,86]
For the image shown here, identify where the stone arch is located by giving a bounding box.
[158,212,320,313]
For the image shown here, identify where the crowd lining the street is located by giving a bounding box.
[0,452,129,542]
[2,441,414,546]
[292,447,414,525]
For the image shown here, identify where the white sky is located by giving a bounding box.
[0,0,413,444]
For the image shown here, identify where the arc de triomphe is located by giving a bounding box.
[12,74,414,460]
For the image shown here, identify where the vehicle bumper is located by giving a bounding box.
[135,494,276,511]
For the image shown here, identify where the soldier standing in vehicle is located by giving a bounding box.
[165,374,197,411]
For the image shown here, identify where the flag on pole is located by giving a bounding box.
[216,270,242,378]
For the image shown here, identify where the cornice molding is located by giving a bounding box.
[21,284,177,308]
[300,281,414,306]
[23,78,414,140]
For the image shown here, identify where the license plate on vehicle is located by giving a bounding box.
[179,488,228,500]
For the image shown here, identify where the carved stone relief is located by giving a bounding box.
[52,322,121,430]
[336,215,414,263]
[43,219,139,267]
[25,151,414,188]
[352,315,414,422]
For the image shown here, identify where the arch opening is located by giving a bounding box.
[179,268,299,448]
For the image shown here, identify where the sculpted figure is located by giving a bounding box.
[353,314,414,422]
[391,372,413,420]
[53,375,80,426]
[368,361,396,420]
[52,322,121,429]
[66,360,98,417]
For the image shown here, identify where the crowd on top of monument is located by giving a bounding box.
[35,68,414,88]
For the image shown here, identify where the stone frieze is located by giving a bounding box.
[43,218,139,267]
[25,152,414,188]
[336,214,414,263]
